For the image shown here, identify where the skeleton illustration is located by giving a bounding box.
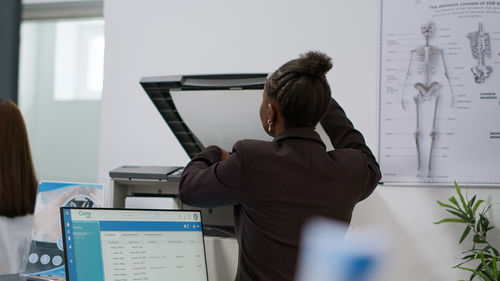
[467,23,492,83]
[401,23,454,172]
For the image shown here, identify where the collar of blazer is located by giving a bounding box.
[272,127,325,148]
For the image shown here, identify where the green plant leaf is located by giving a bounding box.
[449,196,462,210]
[492,255,498,280]
[458,266,476,272]
[434,218,465,224]
[491,247,499,257]
[476,249,496,260]
[455,258,475,268]
[472,199,484,214]
[469,195,476,210]
[436,183,499,280]
[437,200,461,211]
[462,248,480,254]
[459,226,472,244]
[465,195,476,219]
[462,254,476,260]
[478,252,496,279]
[479,271,495,281]
[457,266,494,281]
[455,181,469,212]
[473,234,486,244]
[479,215,492,237]
[446,209,469,221]
[474,262,484,281]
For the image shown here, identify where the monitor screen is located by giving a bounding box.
[61,208,207,281]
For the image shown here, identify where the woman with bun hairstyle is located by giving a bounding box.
[0,99,37,274]
[179,51,381,281]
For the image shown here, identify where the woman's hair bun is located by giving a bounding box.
[296,51,332,77]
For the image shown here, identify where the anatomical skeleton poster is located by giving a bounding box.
[379,0,500,184]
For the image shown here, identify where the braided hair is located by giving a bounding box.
[265,51,333,129]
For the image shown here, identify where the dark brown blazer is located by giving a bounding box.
[179,98,381,281]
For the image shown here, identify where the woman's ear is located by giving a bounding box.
[268,103,277,123]
[267,104,273,122]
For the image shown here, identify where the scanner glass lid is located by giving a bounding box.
[141,74,333,158]
[170,89,333,153]
[171,89,272,152]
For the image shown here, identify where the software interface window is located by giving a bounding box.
[62,209,207,281]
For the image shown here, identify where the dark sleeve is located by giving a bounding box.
[179,143,243,208]
[320,98,381,201]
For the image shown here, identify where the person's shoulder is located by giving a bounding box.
[232,139,277,159]
[231,139,275,167]
[327,147,364,158]
[234,139,274,151]
[0,214,33,224]
[0,214,33,231]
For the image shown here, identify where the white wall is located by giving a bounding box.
[19,21,101,183]
[100,1,500,280]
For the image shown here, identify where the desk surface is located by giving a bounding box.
[0,275,59,281]
[0,275,22,281]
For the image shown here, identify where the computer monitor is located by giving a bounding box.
[60,208,208,281]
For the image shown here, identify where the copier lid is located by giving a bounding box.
[140,74,332,159]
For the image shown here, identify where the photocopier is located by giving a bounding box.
[109,74,270,236]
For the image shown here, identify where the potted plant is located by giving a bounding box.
[435,182,499,280]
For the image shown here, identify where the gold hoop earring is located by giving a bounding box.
[267,120,273,133]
